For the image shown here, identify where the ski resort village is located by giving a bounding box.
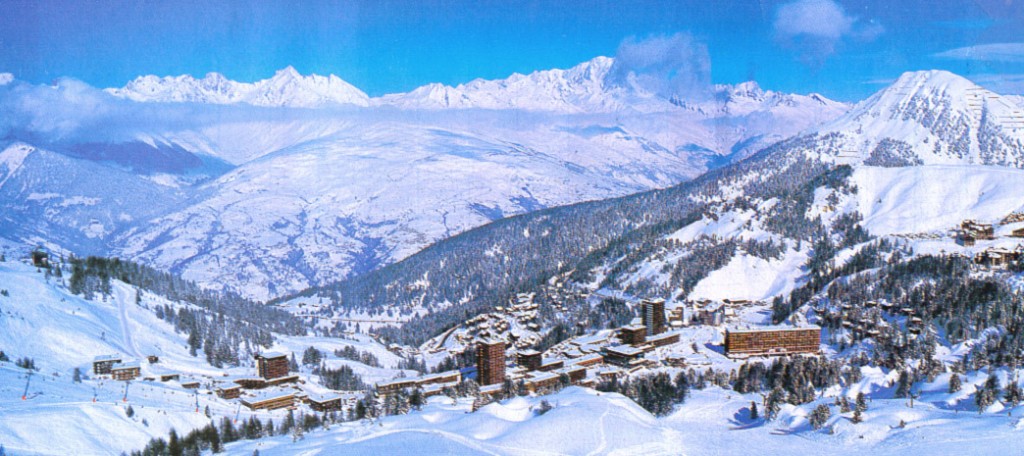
[6,1,1024,454]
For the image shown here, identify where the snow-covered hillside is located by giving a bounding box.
[224,382,1024,455]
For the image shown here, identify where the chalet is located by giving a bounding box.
[254,352,290,380]
[159,373,180,382]
[308,394,343,412]
[111,361,141,381]
[724,326,821,358]
[962,220,995,240]
[958,233,976,247]
[1012,227,1024,238]
[181,381,200,389]
[479,384,504,398]
[147,355,159,364]
[241,392,295,411]
[216,385,242,400]
[92,354,122,375]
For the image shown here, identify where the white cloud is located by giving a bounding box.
[933,43,1024,63]
[774,0,854,40]
[773,0,883,65]
[606,33,712,100]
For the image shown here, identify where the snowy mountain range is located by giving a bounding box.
[107,66,371,108]
[0,56,852,300]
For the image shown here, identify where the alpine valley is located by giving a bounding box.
[4,55,1024,456]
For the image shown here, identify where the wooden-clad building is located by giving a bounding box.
[241,392,295,411]
[565,353,603,368]
[111,361,141,381]
[647,332,680,348]
[640,298,667,335]
[476,339,506,386]
[724,326,821,358]
[308,394,343,412]
[255,352,290,380]
[93,354,122,375]
[602,345,645,367]
[216,385,242,399]
[517,350,542,371]
[618,325,647,346]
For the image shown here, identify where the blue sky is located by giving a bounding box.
[1,0,1023,101]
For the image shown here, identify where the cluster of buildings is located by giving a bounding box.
[957,219,1024,247]
[973,246,1023,269]
[92,354,146,381]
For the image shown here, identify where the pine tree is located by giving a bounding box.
[168,429,182,456]
[894,370,912,398]
[1004,378,1023,407]
[975,373,1001,412]
[749,401,758,420]
[855,392,867,414]
[765,387,785,421]
[809,404,831,430]
[126,405,135,418]
[73,367,82,383]
[948,373,962,393]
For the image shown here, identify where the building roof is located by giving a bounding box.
[376,377,418,389]
[244,391,295,403]
[256,351,288,359]
[528,372,558,383]
[621,324,647,332]
[604,345,643,357]
[726,325,821,334]
[112,361,141,370]
[477,338,505,346]
[647,331,681,342]
[517,349,541,357]
[479,384,503,394]
[93,354,122,363]
[565,354,603,365]
[307,393,342,403]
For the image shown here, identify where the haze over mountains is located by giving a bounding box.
[6,58,1022,302]
[0,56,850,299]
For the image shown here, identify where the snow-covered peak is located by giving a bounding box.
[379,56,623,112]
[0,72,14,86]
[108,67,370,108]
[807,70,1024,168]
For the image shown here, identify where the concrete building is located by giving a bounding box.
[640,298,667,335]
[241,392,295,411]
[476,339,506,386]
[255,352,290,380]
[111,361,141,381]
[619,325,647,346]
[724,326,821,358]
[92,354,122,375]
[517,349,542,371]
